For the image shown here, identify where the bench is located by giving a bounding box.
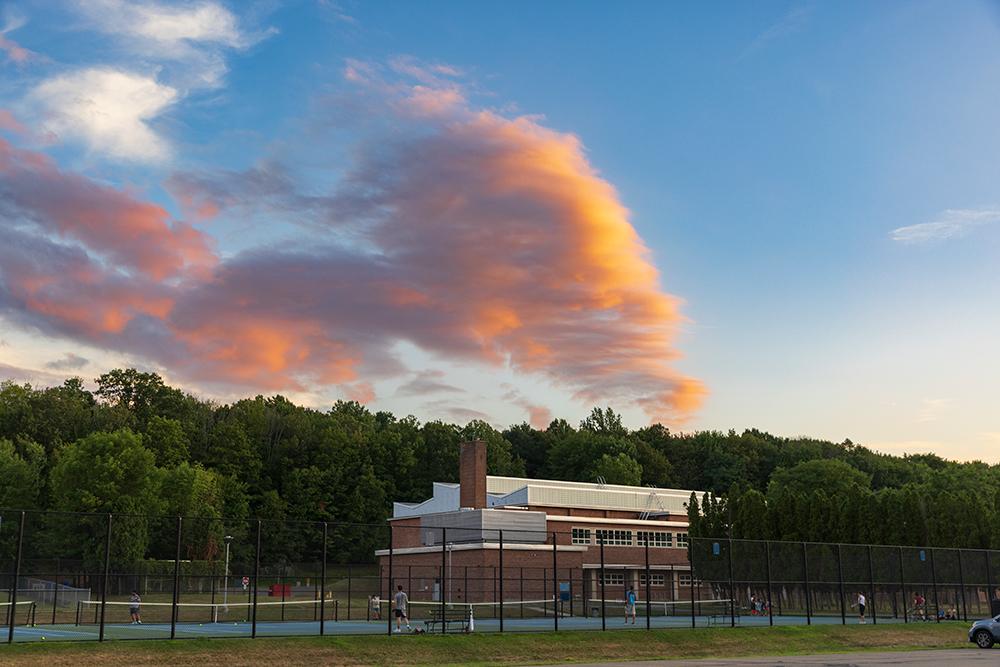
[423,607,470,633]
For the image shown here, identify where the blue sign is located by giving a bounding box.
[919,550,926,562]
[559,581,570,602]
[713,542,720,556]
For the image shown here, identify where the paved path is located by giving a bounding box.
[558,648,997,666]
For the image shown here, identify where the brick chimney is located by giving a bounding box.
[459,440,487,509]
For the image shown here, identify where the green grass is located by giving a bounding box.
[0,622,977,666]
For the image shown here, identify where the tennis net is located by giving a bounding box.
[377,598,562,622]
[1,600,37,626]
[75,598,327,626]
[586,598,734,617]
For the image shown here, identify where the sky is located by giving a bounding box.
[1,1,998,463]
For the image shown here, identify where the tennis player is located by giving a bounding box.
[393,585,411,633]
[129,590,142,624]
[624,586,637,624]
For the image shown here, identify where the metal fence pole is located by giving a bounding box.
[764,540,774,627]
[99,513,112,642]
[867,545,877,625]
[599,536,606,631]
[552,532,558,632]
[252,519,261,638]
[440,527,446,635]
[689,539,696,628]
[898,546,907,623]
[387,525,393,636]
[498,530,504,632]
[956,549,966,622]
[802,541,811,625]
[929,548,939,622]
[170,516,182,639]
[346,564,352,622]
[644,535,651,630]
[727,538,736,628]
[320,522,327,636]
[6,511,25,644]
[984,550,993,622]
[837,543,846,625]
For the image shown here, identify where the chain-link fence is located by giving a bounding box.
[3,509,998,643]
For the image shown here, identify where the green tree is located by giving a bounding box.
[592,453,642,486]
[768,459,871,499]
[0,437,44,509]
[145,416,190,467]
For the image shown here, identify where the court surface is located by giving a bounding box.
[7,612,909,642]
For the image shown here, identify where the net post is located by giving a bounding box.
[99,513,112,642]
[52,570,59,626]
[252,519,261,639]
[75,600,81,627]
[171,515,182,639]
[929,548,939,622]
[498,529,504,632]
[801,541,811,625]
[552,532,558,632]
[764,540,773,627]
[386,523,393,636]
[727,537,736,628]
[837,543,846,625]
[689,538,696,628]
[320,521,328,636]
[6,510,25,644]
[867,544,877,625]
[898,546,907,623]
[440,527,446,635]
[644,534,651,630]
[599,535,606,630]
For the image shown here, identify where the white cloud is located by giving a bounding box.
[739,4,812,61]
[30,68,178,162]
[890,208,1000,244]
[916,397,952,423]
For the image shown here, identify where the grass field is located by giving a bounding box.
[0,621,975,666]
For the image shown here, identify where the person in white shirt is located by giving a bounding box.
[856,592,867,624]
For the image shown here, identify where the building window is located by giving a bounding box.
[676,532,689,548]
[572,528,592,545]
[601,572,625,587]
[636,531,672,548]
[638,573,665,587]
[679,573,692,587]
[595,529,633,546]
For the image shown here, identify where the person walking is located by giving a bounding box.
[393,585,411,633]
[624,586,637,624]
[129,590,142,624]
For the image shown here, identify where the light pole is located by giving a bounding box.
[223,535,233,612]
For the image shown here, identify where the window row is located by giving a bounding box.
[598,572,673,587]
[572,528,689,548]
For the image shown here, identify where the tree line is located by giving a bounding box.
[1,369,998,569]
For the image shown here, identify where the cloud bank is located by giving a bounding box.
[0,62,705,424]
[891,208,1000,244]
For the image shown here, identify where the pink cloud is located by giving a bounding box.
[1,62,705,424]
[0,32,33,64]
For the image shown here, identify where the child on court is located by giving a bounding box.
[370,594,381,621]
[856,592,866,624]
[129,590,142,624]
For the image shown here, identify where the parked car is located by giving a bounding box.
[969,614,1000,648]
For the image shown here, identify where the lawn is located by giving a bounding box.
[0,622,975,666]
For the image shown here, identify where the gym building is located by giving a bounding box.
[376,440,704,606]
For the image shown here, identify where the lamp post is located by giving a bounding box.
[223,535,234,612]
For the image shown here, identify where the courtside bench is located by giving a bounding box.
[423,607,470,633]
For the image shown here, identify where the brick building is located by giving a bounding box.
[376,440,704,607]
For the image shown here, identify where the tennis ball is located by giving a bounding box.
[40,637,45,641]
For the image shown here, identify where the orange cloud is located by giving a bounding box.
[2,61,705,424]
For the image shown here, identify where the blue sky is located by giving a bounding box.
[1,1,998,461]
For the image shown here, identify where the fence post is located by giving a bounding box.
[320,522,327,636]
[552,532,558,632]
[984,550,993,623]
[387,524,393,637]
[519,567,524,618]
[599,535,606,631]
[170,515,182,639]
[929,548,939,622]
[498,529,504,632]
[644,535,651,630]
[689,538,696,628]
[727,538,736,628]
[252,519,261,638]
[346,564,352,622]
[51,573,59,626]
[837,543,846,625]
[956,549,966,622]
[764,540,774,627]
[99,513,112,642]
[801,541,811,625]
[867,545,877,625]
[898,546,907,623]
[6,511,25,644]
[440,527,446,635]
